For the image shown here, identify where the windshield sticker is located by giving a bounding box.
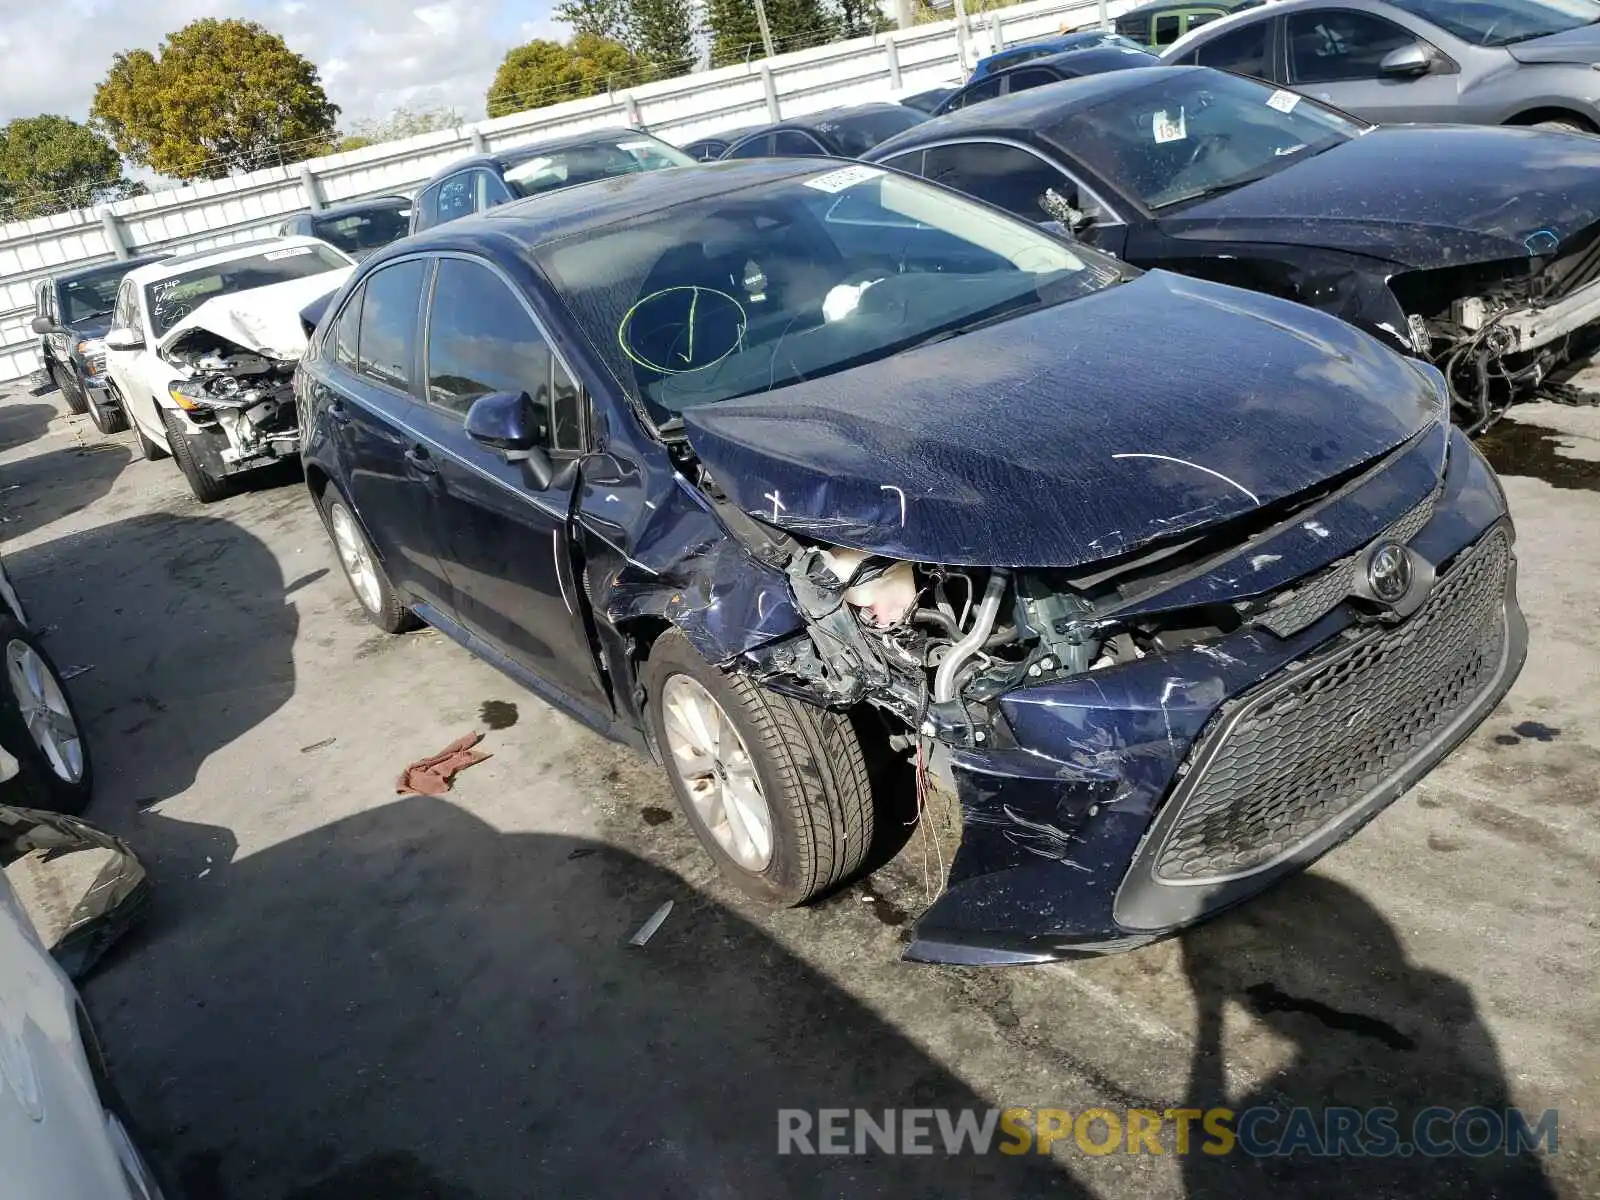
[804,164,883,194]
[1152,109,1187,144]
[1266,89,1302,114]
[264,246,314,260]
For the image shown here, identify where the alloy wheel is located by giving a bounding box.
[5,639,83,783]
[329,503,382,614]
[660,675,773,871]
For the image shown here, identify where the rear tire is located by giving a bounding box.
[319,483,419,634]
[644,629,873,905]
[161,410,230,503]
[0,615,93,815]
[1533,118,1589,134]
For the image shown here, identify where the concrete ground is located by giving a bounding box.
[0,381,1595,1199]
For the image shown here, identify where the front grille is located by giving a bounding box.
[1155,527,1511,883]
[1257,490,1436,639]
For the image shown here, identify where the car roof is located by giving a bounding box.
[1121,0,1254,15]
[417,128,663,188]
[733,102,919,141]
[389,159,829,257]
[1007,45,1162,73]
[312,195,412,219]
[873,65,1188,156]
[123,234,339,286]
[52,253,168,287]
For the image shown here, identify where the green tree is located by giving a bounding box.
[631,0,700,77]
[0,115,127,219]
[707,0,834,65]
[91,18,339,180]
[833,0,891,39]
[553,0,629,42]
[485,34,637,118]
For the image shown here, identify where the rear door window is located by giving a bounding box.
[434,173,477,225]
[332,284,363,368]
[948,75,1005,111]
[424,257,582,449]
[1155,14,1183,44]
[1189,19,1272,76]
[1288,9,1417,82]
[354,260,426,391]
[774,130,829,156]
[727,134,775,158]
[1005,66,1064,92]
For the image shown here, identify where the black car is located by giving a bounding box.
[409,130,696,232]
[719,103,926,159]
[897,86,957,115]
[30,255,165,433]
[680,126,766,161]
[279,195,412,260]
[931,45,1161,115]
[866,65,1600,429]
[298,159,1521,964]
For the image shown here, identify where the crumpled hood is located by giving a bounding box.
[157,269,354,362]
[683,271,1440,568]
[1163,126,1600,268]
[1507,23,1600,63]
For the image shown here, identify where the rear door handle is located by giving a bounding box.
[404,445,439,476]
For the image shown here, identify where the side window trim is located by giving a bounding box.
[902,136,1129,227]
[419,251,591,453]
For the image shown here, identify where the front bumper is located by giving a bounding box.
[905,430,1524,965]
[1488,274,1600,353]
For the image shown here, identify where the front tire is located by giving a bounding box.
[85,386,128,435]
[0,615,92,814]
[53,362,88,416]
[644,630,873,905]
[161,410,229,503]
[319,483,418,634]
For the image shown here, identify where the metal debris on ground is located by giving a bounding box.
[627,900,674,947]
[299,736,337,754]
[59,664,94,680]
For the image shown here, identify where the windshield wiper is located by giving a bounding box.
[75,308,114,321]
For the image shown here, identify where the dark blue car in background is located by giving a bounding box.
[297,158,1524,964]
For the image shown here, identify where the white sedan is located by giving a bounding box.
[103,236,354,502]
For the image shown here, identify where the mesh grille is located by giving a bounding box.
[1156,527,1510,883]
[1258,492,1436,639]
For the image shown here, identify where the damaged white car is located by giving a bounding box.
[102,237,355,502]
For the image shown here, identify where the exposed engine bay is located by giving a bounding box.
[1394,242,1600,435]
[160,328,301,470]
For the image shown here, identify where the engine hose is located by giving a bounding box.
[933,568,1010,703]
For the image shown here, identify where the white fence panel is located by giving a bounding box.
[0,0,1126,386]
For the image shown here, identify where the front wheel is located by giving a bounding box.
[644,630,873,905]
[0,615,93,814]
[84,386,128,435]
[52,362,88,416]
[161,410,229,503]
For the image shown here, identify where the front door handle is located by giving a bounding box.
[404,445,439,476]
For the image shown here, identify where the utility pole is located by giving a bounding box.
[753,0,778,58]
[953,0,971,73]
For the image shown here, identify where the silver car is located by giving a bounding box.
[1163,0,1600,131]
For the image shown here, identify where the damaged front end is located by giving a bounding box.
[1393,235,1600,434]
[729,424,1525,964]
[161,329,302,473]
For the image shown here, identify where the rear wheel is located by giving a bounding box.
[320,483,419,634]
[1534,119,1589,134]
[644,630,873,905]
[161,410,230,503]
[0,616,92,814]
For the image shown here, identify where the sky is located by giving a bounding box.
[0,0,566,132]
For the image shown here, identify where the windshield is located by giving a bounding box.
[59,269,127,324]
[535,165,1122,418]
[502,135,696,199]
[1054,70,1364,211]
[312,205,410,256]
[811,108,926,156]
[1390,0,1600,45]
[145,243,348,337]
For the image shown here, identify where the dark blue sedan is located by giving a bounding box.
[297,159,1524,964]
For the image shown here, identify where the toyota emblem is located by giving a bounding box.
[1366,542,1412,604]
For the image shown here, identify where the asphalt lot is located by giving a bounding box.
[0,379,1596,1199]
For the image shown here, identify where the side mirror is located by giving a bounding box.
[464,390,554,489]
[30,315,54,335]
[104,326,144,351]
[1378,43,1432,78]
[1039,187,1087,231]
